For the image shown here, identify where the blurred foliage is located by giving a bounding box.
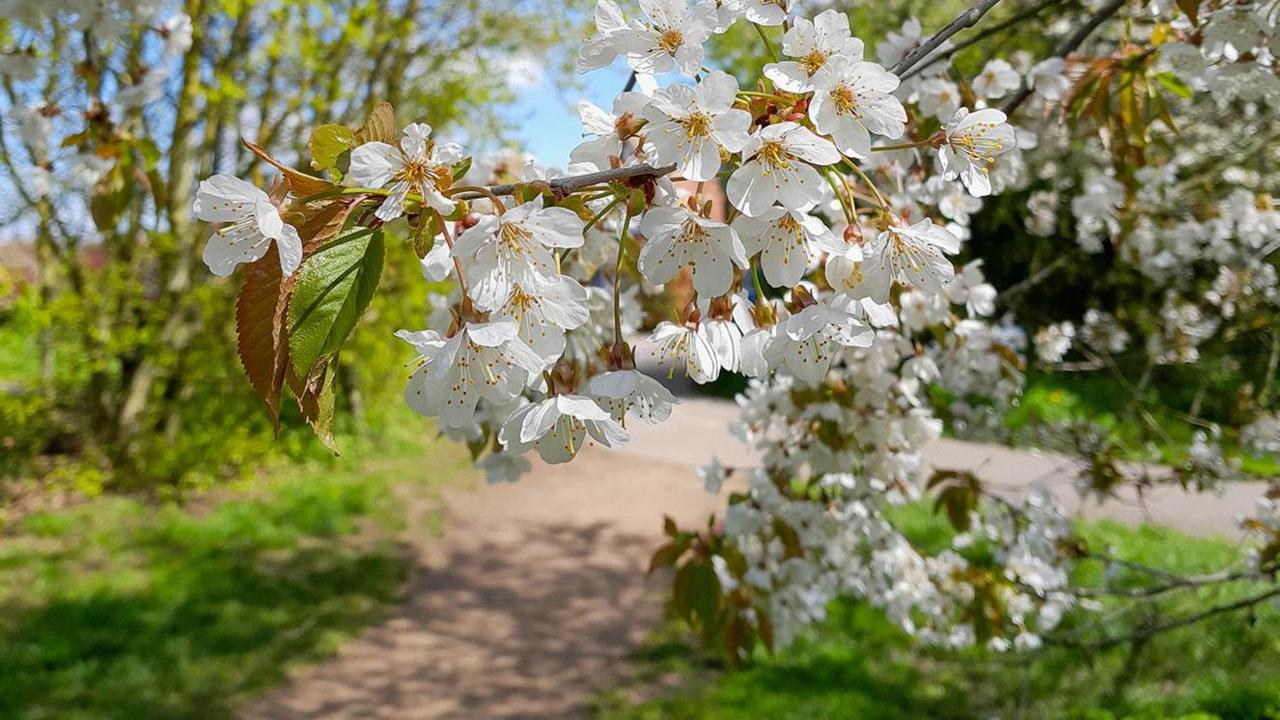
[1,222,447,494]
[1005,369,1280,476]
[0,0,587,490]
[0,426,471,720]
[598,508,1280,720]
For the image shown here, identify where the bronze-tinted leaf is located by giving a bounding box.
[235,244,294,432]
[354,101,397,146]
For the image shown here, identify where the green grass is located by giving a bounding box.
[595,512,1280,720]
[0,434,472,720]
[1006,370,1280,477]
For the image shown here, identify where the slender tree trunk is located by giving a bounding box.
[117,0,208,447]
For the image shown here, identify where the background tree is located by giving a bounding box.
[0,0,585,488]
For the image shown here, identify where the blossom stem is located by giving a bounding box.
[585,193,626,232]
[842,159,890,209]
[432,208,469,298]
[754,23,780,62]
[825,170,856,226]
[613,210,634,346]
[872,138,934,152]
[751,261,768,302]
[446,185,506,213]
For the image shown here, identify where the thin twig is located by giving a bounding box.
[1050,585,1280,650]
[902,0,1071,80]
[454,162,679,201]
[889,0,1006,77]
[1001,0,1129,116]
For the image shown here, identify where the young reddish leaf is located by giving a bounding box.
[757,608,775,653]
[663,514,678,537]
[235,245,294,432]
[285,197,360,254]
[1175,0,1201,24]
[672,563,696,618]
[241,138,335,196]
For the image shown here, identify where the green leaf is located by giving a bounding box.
[689,563,720,626]
[452,156,473,182]
[1153,71,1194,99]
[310,124,355,172]
[287,357,339,453]
[287,227,385,379]
[412,213,438,259]
[648,541,684,574]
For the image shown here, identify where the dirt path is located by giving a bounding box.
[245,397,1266,719]
[244,446,724,720]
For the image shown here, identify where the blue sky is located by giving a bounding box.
[501,61,634,166]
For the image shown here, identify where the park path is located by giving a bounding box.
[244,396,1267,720]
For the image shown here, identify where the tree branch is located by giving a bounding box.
[1050,585,1280,650]
[1001,0,1128,116]
[889,0,1006,77]
[453,0,1039,202]
[457,162,678,200]
[901,0,1072,80]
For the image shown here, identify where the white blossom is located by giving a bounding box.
[649,321,722,383]
[348,123,462,222]
[1029,57,1070,101]
[641,71,751,181]
[588,370,678,423]
[972,58,1020,99]
[733,206,837,287]
[451,196,586,310]
[499,394,629,464]
[727,122,841,217]
[637,206,748,297]
[809,54,906,159]
[939,108,1016,197]
[613,0,715,77]
[855,219,961,301]
[762,9,863,93]
[194,175,302,277]
[397,322,545,430]
[492,274,591,361]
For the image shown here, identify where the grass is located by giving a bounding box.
[595,510,1280,720]
[1007,370,1280,477]
[0,433,473,720]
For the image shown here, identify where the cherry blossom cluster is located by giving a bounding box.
[200,0,1018,484]
[181,0,1278,652]
[184,0,1061,650]
[694,250,1080,651]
